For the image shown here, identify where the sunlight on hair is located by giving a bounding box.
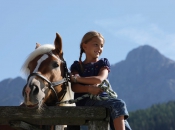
[21,44,55,77]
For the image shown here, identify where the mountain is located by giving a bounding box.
[1,45,175,112]
[108,45,175,111]
[0,77,26,106]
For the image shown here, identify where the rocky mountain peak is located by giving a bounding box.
[126,45,167,64]
[109,45,175,111]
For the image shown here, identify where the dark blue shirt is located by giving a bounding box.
[70,58,110,106]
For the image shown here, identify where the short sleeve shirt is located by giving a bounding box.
[70,58,110,106]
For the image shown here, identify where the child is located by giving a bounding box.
[70,31,132,130]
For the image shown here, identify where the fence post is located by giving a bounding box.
[87,108,110,130]
[88,120,110,130]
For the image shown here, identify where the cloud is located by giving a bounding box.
[95,14,175,60]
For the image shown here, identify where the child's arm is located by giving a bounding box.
[72,67,108,85]
[70,67,108,95]
[71,83,103,95]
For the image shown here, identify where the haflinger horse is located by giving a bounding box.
[21,33,75,130]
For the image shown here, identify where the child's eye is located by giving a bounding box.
[94,43,98,46]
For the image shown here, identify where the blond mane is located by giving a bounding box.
[21,44,55,76]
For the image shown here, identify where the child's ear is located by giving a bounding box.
[82,43,87,51]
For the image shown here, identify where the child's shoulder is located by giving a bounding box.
[71,60,80,67]
[99,58,109,62]
[72,60,79,64]
[70,60,81,71]
[92,58,110,69]
[97,58,110,65]
[98,58,111,72]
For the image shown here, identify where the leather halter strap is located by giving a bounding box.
[27,72,69,100]
[26,53,70,104]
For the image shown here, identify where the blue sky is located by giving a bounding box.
[0,0,175,81]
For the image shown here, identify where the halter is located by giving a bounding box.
[26,53,70,104]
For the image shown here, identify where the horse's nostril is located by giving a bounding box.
[22,85,27,96]
[32,85,39,95]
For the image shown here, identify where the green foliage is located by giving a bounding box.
[128,101,175,130]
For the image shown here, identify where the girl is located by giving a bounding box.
[70,31,132,130]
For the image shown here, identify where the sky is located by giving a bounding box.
[0,0,175,81]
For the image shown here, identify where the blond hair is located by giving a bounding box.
[79,31,105,62]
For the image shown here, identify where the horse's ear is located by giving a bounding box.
[35,43,41,49]
[54,33,63,56]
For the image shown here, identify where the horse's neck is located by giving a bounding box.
[60,83,75,106]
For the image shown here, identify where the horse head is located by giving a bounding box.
[21,33,70,109]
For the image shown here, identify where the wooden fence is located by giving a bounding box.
[0,106,110,130]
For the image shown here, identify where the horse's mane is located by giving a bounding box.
[21,44,55,76]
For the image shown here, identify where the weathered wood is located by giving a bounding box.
[88,121,110,130]
[0,106,109,130]
[9,121,41,130]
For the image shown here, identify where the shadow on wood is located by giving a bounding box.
[0,106,110,130]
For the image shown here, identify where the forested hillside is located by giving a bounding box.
[128,101,175,130]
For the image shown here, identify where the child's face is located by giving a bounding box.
[83,36,104,59]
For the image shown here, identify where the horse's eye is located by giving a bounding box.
[53,62,59,68]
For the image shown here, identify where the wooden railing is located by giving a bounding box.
[0,106,110,130]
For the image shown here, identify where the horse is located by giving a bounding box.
[21,33,75,130]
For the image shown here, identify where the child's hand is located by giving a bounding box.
[70,74,80,83]
[88,85,103,95]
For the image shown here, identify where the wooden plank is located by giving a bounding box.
[9,121,42,130]
[88,121,110,130]
[0,106,108,126]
